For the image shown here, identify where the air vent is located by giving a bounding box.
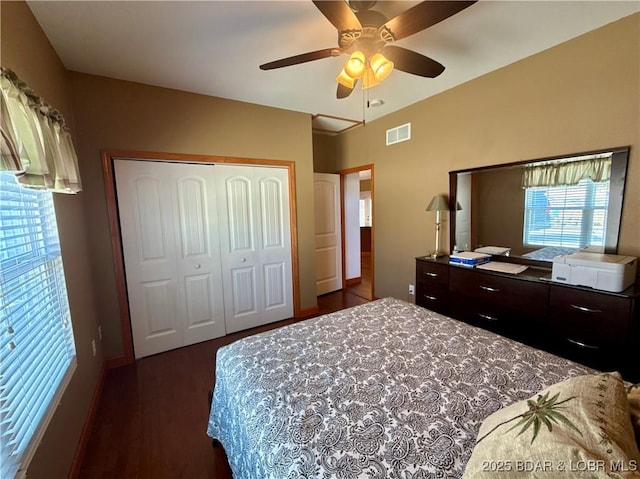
[386,123,411,146]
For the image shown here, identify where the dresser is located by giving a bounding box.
[415,256,640,380]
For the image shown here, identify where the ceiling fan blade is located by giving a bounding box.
[312,0,362,32]
[337,79,358,99]
[382,46,444,78]
[260,48,341,70]
[381,1,476,41]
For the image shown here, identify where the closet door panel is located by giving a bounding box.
[260,177,285,249]
[225,176,254,252]
[141,279,178,337]
[231,266,258,316]
[254,167,293,322]
[115,160,226,358]
[259,176,290,311]
[217,165,293,333]
[115,161,182,358]
[174,169,226,347]
[264,262,287,310]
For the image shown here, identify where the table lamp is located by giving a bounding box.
[426,195,450,258]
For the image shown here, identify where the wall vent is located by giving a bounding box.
[386,122,411,146]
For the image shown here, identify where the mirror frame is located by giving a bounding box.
[449,146,630,267]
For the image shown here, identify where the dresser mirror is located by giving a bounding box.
[449,146,630,266]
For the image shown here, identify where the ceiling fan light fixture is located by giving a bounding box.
[344,51,366,78]
[336,68,356,88]
[362,67,380,89]
[370,53,394,82]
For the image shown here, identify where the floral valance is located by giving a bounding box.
[1,67,81,193]
[521,154,611,189]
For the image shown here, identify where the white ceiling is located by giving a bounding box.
[27,1,640,132]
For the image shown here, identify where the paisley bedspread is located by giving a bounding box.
[207,297,594,479]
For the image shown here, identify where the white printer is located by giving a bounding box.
[551,252,637,292]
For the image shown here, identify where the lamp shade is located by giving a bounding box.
[362,67,380,89]
[370,53,394,82]
[426,195,450,212]
[344,51,366,78]
[336,69,356,88]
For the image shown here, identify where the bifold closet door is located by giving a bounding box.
[114,160,226,358]
[215,165,293,333]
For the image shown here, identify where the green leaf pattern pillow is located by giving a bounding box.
[464,373,640,478]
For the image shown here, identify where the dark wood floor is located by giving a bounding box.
[346,252,373,300]
[78,290,370,479]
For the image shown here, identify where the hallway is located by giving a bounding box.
[346,252,373,300]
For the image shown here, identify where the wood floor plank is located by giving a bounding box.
[78,290,370,478]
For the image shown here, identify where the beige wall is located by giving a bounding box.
[69,72,317,358]
[336,13,640,300]
[474,167,526,255]
[312,133,338,173]
[3,2,639,476]
[1,2,103,478]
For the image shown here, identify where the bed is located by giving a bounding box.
[207,298,639,478]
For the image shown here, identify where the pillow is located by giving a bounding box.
[463,372,640,478]
[628,384,640,448]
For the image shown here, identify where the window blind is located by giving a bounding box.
[523,178,609,249]
[0,171,76,479]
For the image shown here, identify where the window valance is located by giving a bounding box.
[521,154,611,189]
[0,67,81,193]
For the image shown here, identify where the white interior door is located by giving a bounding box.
[114,160,226,358]
[216,164,293,333]
[314,173,342,295]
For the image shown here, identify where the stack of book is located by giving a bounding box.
[449,252,491,268]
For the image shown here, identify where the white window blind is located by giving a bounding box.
[0,171,76,479]
[523,178,609,249]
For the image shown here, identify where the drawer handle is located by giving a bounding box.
[424,272,438,278]
[424,295,438,301]
[478,312,499,322]
[570,304,602,314]
[566,338,600,350]
[479,285,500,293]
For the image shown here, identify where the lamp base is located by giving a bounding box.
[429,251,445,259]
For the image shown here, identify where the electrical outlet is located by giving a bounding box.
[408,284,415,295]
[98,325,102,341]
[91,339,96,357]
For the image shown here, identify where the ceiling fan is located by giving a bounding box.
[260,0,477,99]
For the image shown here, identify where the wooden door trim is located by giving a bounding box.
[338,164,374,298]
[101,149,300,364]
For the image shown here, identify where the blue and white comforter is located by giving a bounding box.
[207,297,593,478]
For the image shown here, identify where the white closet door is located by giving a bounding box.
[114,160,226,358]
[216,165,293,333]
[314,173,342,295]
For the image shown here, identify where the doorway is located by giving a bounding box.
[341,165,374,301]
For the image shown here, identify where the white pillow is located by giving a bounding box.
[464,372,640,478]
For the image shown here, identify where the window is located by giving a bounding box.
[359,193,372,227]
[523,178,610,249]
[0,172,77,479]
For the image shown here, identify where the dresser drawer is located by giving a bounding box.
[416,284,448,313]
[449,266,549,317]
[416,259,449,314]
[416,259,449,288]
[449,292,544,339]
[549,285,633,350]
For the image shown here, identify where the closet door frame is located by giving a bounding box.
[102,149,300,365]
